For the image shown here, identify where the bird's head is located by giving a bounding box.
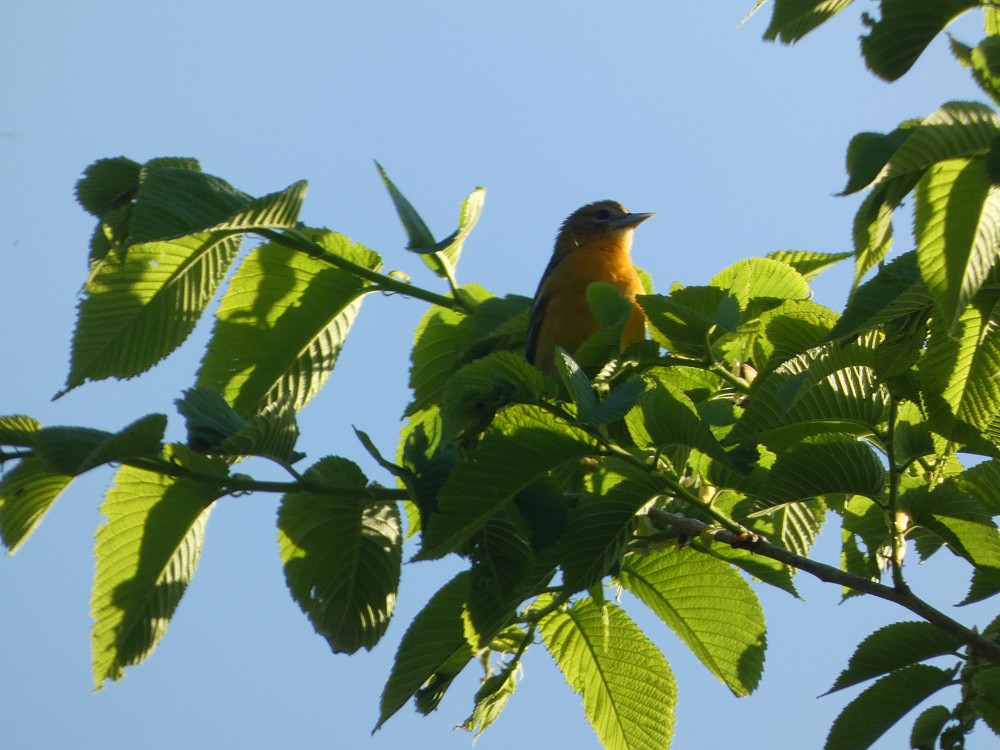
[555,200,653,254]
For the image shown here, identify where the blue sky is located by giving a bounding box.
[2,2,997,748]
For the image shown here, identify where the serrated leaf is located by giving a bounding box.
[33,415,167,476]
[967,37,1000,108]
[709,257,810,309]
[590,378,648,427]
[555,348,599,422]
[375,571,474,730]
[539,597,676,750]
[763,433,885,505]
[920,296,1000,441]
[860,0,979,81]
[197,231,381,416]
[915,156,1000,328]
[278,457,401,654]
[75,156,142,218]
[91,444,223,686]
[827,622,963,693]
[420,404,594,559]
[0,415,41,446]
[62,232,242,393]
[731,335,889,449]
[0,458,73,553]
[618,547,766,696]
[824,664,954,750]
[407,284,493,416]
[560,461,662,592]
[762,0,855,43]
[910,705,952,750]
[638,286,734,358]
[626,379,729,461]
[973,667,1000,734]
[828,251,931,341]
[409,187,486,269]
[460,662,520,739]
[766,249,852,280]
[840,129,914,195]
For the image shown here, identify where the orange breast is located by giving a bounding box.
[532,244,646,373]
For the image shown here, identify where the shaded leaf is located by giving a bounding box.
[824,664,954,750]
[0,458,73,553]
[860,0,979,81]
[827,621,963,693]
[375,572,473,730]
[763,0,855,43]
[420,404,594,559]
[763,433,885,506]
[278,457,401,654]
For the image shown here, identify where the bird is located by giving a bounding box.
[524,200,653,374]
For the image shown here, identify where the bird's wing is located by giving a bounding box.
[523,253,564,365]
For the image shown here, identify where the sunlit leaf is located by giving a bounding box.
[539,597,676,750]
[197,231,382,416]
[91,444,223,686]
[618,547,766,696]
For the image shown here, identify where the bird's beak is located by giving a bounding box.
[615,212,654,229]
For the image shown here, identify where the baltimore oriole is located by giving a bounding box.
[524,200,653,374]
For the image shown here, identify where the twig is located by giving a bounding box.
[647,507,1000,663]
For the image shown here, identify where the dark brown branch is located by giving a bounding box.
[647,507,1000,664]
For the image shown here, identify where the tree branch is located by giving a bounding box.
[647,507,1000,663]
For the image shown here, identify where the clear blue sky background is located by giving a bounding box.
[2,2,997,748]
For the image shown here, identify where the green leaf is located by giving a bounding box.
[638,285,735,358]
[91,444,223,686]
[197,231,382,416]
[966,37,1000,108]
[75,156,142,218]
[914,156,1000,328]
[460,662,520,740]
[920,296,1000,441]
[909,705,951,750]
[0,458,73,553]
[881,103,1000,185]
[409,187,486,269]
[555,348,599,422]
[840,128,914,195]
[129,169,305,245]
[420,404,594,559]
[763,433,885,505]
[828,251,931,341]
[954,458,1000,514]
[560,461,662,592]
[709,257,810,309]
[618,547,766,696]
[0,414,41,445]
[278,457,401,654]
[539,597,676,750]
[766,249,852,280]
[753,299,839,373]
[731,335,889,449]
[762,0,855,44]
[973,667,1000,735]
[860,0,979,81]
[824,664,954,750]
[375,571,474,730]
[827,622,963,693]
[626,378,729,461]
[62,231,242,393]
[407,284,493,415]
[33,415,167,475]
[176,388,301,462]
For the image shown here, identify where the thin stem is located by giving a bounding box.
[255,228,473,313]
[885,395,908,590]
[648,507,1000,664]
[120,455,410,502]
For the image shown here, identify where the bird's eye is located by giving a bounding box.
[593,208,611,221]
